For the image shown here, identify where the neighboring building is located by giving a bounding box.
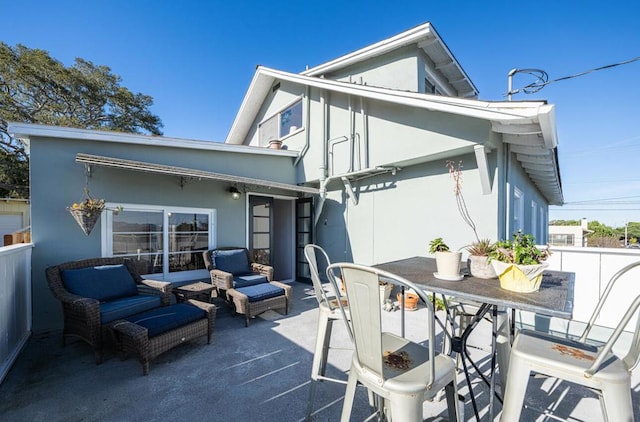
[0,198,30,243]
[549,218,592,247]
[9,22,563,332]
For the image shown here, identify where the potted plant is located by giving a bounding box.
[489,231,551,293]
[396,289,419,311]
[467,239,497,279]
[429,237,462,280]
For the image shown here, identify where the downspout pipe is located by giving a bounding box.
[360,95,369,168]
[314,90,328,226]
[293,85,312,167]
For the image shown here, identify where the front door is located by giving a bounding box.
[248,194,297,281]
[295,197,314,283]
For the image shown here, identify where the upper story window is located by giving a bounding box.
[424,76,443,96]
[259,98,303,146]
[425,77,436,94]
[102,204,215,282]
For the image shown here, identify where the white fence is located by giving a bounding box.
[0,243,32,383]
[517,246,640,345]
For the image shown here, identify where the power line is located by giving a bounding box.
[564,195,640,205]
[507,56,640,97]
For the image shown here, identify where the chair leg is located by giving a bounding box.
[340,367,358,422]
[310,312,332,381]
[500,356,530,422]
[305,379,318,421]
[600,381,633,422]
[388,392,422,422]
[496,308,512,390]
[444,379,460,422]
[319,320,334,377]
[307,315,336,420]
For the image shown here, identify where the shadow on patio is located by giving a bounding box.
[0,281,638,421]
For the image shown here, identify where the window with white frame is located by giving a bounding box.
[513,187,524,233]
[258,98,303,146]
[103,204,215,281]
[549,234,574,246]
[531,201,538,239]
[424,76,443,95]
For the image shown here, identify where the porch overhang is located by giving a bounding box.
[75,153,319,195]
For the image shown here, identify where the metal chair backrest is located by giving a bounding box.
[304,244,341,310]
[326,262,439,388]
[579,260,640,375]
[580,260,640,342]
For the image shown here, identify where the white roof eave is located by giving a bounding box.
[226,66,547,145]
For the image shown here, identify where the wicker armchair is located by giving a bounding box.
[45,257,172,364]
[203,247,273,296]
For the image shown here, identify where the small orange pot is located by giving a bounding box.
[396,292,419,311]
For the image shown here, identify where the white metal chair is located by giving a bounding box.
[304,244,351,420]
[327,262,459,422]
[501,260,640,421]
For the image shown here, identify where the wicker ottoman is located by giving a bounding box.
[226,281,291,327]
[110,300,216,375]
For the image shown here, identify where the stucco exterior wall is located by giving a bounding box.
[29,135,296,331]
[316,152,500,266]
[323,45,419,92]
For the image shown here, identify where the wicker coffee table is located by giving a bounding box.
[174,281,216,303]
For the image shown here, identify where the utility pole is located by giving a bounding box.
[625,222,628,247]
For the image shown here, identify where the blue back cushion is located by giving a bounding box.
[125,303,206,337]
[62,264,138,301]
[213,249,251,275]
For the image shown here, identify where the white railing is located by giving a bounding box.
[0,243,32,383]
[517,246,640,346]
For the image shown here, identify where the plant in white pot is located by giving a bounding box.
[467,238,497,279]
[429,237,463,280]
[489,231,551,293]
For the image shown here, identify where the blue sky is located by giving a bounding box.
[3,0,639,227]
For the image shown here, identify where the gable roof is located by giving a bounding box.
[226,66,562,205]
[301,22,478,99]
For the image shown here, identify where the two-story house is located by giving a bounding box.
[9,22,563,332]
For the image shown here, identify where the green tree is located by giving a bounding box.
[615,222,640,244]
[587,220,616,237]
[0,42,163,198]
[549,219,582,226]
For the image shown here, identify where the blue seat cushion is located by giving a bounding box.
[237,283,285,303]
[213,249,251,275]
[124,303,206,338]
[62,264,138,302]
[100,295,162,324]
[233,273,268,288]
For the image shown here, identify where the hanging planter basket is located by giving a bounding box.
[67,190,106,236]
[68,205,104,236]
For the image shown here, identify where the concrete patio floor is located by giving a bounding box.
[1,281,638,421]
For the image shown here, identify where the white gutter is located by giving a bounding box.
[9,122,297,157]
[259,67,542,123]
